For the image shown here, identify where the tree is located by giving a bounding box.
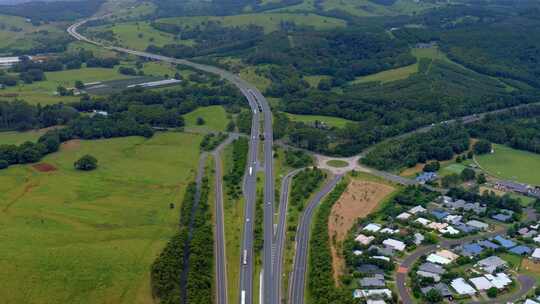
[74,80,84,90]
[196,117,205,125]
[74,154,98,171]
[442,173,461,188]
[226,120,236,132]
[0,159,8,170]
[56,85,68,96]
[476,173,487,184]
[423,161,440,172]
[460,168,476,181]
[425,289,442,303]
[487,287,498,298]
[474,140,492,155]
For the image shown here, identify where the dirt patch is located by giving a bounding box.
[399,163,424,177]
[328,180,395,284]
[522,259,540,273]
[32,163,57,172]
[62,139,81,151]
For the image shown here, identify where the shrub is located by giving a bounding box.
[74,154,98,171]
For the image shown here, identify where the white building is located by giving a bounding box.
[396,212,412,220]
[532,248,540,261]
[409,205,426,214]
[383,238,406,251]
[363,223,382,233]
[0,56,21,68]
[355,234,375,245]
[451,278,476,295]
[469,276,493,291]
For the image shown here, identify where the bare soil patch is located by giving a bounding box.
[328,179,395,284]
[62,139,81,151]
[32,163,57,172]
[522,259,540,273]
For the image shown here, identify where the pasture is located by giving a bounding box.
[285,113,353,128]
[476,144,540,186]
[183,105,230,132]
[158,13,346,34]
[0,132,203,304]
[0,129,48,145]
[0,14,62,51]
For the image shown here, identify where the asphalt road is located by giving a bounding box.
[289,175,343,304]
[68,19,272,304]
[213,135,238,304]
[273,169,303,304]
[394,227,534,304]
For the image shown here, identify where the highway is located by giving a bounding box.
[68,18,273,304]
[273,169,303,304]
[289,175,342,304]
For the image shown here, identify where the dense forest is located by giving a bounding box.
[0,0,104,22]
[361,124,470,171]
[468,105,540,154]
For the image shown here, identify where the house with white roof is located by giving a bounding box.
[525,299,540,304]
[366,300,387,304]
[532,248,540,261]
[364,223,382,233]
[440,226,460,235]
[396,212,412,220]
[382,238,406,251]
[380,228,399,234]
[409,205,426,214]
[415,217,431,226]
[359,289,392,299]
[469,276,493,291]
[355,234,375,245]
[444,214,462,224]
[451,278,476,295]
[485,273,511,289]
[427,253,452,265]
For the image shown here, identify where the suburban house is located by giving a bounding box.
[451,278,476,295]
[476,256,507,273]
[382,238,406,251]
[355,234,375,245]
[466,220,489,230]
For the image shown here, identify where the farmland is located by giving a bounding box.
[0,14,64,52]
[475,144,540,186]
[183,105,230,132]
[0,132,203,304]
[0,129,49,145]
[158,13,346,34]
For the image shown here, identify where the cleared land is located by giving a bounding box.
[0,132,203,304]
[158,13,346,34]
[183,105,230,132]
[285,113,352,128]
[328,179,395,283]
[476,144,540,186]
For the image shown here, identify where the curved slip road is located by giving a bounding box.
[68,18,273,304]
[273,169,303,304]
[289,175,343,304]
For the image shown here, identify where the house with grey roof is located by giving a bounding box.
[418,262,446,275]
[476,256,507,273]
[359,274,386,287]
[421,283,452,298]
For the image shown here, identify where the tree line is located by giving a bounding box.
[307,180,353,304]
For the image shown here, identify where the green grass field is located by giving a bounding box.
[183,105,230,132]
[476,144,540,186]
[0,14,62,50]
[317,0,441,17]
[285,113,353,128]
[0,129,49,145]
[326,159,349,168]
[89,21,182,51]
[353,63,418,84]
[2,66,133,105]
[0,132,203,304]
[158,13,346,34]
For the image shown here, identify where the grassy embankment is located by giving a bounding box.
[183,105,230,133]
[0,132,202,304]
